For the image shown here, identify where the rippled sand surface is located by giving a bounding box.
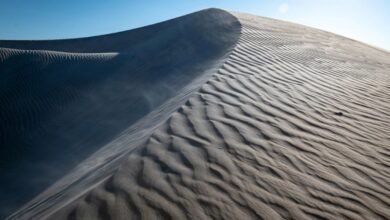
[0,9,240,218]
[9,10,390,220]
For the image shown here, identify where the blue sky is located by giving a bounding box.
[0,0,389,50]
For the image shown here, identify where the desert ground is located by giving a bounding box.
[1,9,389,220]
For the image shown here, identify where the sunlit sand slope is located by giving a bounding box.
[10,10,390,220]
[46,11,390,220]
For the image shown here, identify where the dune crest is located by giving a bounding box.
[5,10,390,220]
[0,9,240,218]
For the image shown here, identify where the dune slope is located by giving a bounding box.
[4,9,390,220]
[34,11,390,220]
[0,9,240,218]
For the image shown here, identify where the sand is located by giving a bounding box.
[4,9,390,220]
[0,9,240,218]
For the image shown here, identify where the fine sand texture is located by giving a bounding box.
[0,9,240,218]
[6,10,390,220]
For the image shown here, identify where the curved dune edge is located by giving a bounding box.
[1,9,241,218]
[11,10,390,220]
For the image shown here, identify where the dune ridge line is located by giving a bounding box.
[5,9,390,220]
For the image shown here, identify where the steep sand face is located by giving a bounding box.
[38,11,390,220]
[6,10,390,220]
[0,9,240,218]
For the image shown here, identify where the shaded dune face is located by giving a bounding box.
[43,12,390,220]
[0,9,241,218]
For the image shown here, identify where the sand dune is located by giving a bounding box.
[4,9,390,220]
[0,9,240,218]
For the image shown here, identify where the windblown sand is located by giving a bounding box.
[0,9,239,218]
[6,10,390,220]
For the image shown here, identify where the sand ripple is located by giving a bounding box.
[15,11,390,220]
